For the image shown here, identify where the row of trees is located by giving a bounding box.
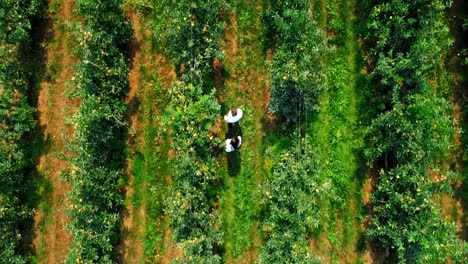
[365,0,466,262]
[163,82,222,263]
[154,0,227,262]
[263,0,329,123]
[259,139,324,264]
[259,1,330,262]
[0,1,43,263]
[62,0,132,263]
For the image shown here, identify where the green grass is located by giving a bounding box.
[117,9,172,261]
[219,105,267,261]
[48,0,62,15]
[219,166,258,257]
[45,58,61,83]
[25,163,54,235]
[126,74,169,262]
[35,167,54,233]
[22,133,56,263]
[308,0,370,261]
[217,1,270,262]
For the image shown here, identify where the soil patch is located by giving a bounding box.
[31,0,76,262]
[117,7,177,262]
[115,9,144,263]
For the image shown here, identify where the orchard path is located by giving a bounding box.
[32,0,76,262]
[217,1,270,263]
[300,0,370,262]
[117,5,179,263]
[115,9,144,263]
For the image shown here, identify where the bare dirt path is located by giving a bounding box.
[117,6,178,263]
[32,0,76,262]
[115,9,144,263]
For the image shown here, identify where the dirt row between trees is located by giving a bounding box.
[115,9,144,263]
[32,0,75,263]
[117,4,179,263]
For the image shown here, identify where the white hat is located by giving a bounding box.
[224,108,243,123]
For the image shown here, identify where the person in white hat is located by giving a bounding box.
[225,136,242,152]
[224,108,243,127]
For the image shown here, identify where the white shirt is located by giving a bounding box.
[224,108,243,123]
[226,136,242,152]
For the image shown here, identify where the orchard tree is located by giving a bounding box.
[260,139,326,263]
[263,0,329,123]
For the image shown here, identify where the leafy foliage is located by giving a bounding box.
[152,1,227,261]
[263,0,329,123]
[149,0,227,261]
[367,165,464,262]
[0,0,43,262]
[152,0,227,79]
[366,95,455,166]
[62,0,132,263]
[0,0,42,44]
[259,140,325,263]
[73,0,132,50]
[367,0,452,103]
[163,82,223,263]
[366,0,467,262]
[366,96,463,262]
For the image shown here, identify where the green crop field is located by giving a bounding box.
[0,0,466,263]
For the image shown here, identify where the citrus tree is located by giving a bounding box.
[152,0,227,79]
[366,95,464,262]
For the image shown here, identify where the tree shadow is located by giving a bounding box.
[116,10,143,262]
[19,2,55,257]
[449,0,468,242]
[210,57,228,97]
[123,94,141,149]
[21,129,53,257]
